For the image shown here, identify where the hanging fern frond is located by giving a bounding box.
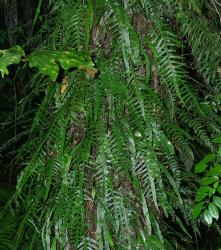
[177,9,221,92]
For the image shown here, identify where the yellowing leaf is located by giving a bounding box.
[28,50,95,81]
[85,68,97,78]
[57,50,94,71]
[28,51,59,81]
[60,76,68,95]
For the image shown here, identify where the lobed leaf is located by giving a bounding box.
[0,46,24,77]
[28,50,95,81]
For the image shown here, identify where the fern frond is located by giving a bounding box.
[177,10,221,92]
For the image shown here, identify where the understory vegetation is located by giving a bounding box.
[0,0,221,249]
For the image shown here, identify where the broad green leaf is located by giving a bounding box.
[213,181,219,189]
[213,136,221,144]
[195,192,207,202]
[192,202,204,219]
[28,51,59,81]
[195,186,211,201]
[28,50,95,81]
[213,196,221,209]
[217,185,221,194]
[57,51,94,71]
[0,45,24,77]
[206,164,221,177]
[200,176,218,186]
[208,187,216,197]
[195,154,214,173]
[203,209,213,225]
[208,203,219,220]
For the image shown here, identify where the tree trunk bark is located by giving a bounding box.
[4,0,18,45]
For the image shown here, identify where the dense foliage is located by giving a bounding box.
[0,0,221,249]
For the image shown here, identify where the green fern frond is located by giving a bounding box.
[177,10,221,91]
[178,111,213,150]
